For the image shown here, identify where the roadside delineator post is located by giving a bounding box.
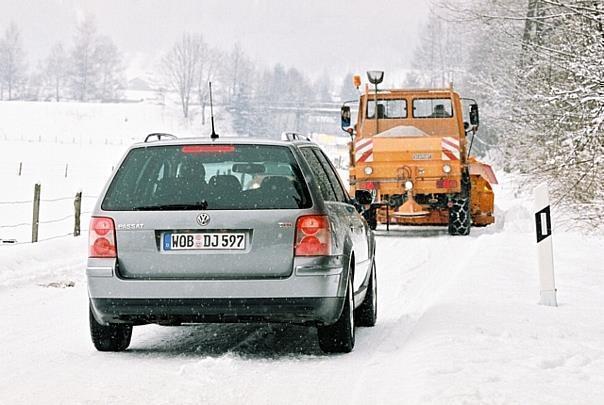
[534,183,557,307]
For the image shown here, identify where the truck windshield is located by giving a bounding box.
[367,99,407,119]
[413,98,453,118]
[102,144,312,210]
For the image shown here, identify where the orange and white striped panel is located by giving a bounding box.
[441,137,461,161]
[355,138,374,163]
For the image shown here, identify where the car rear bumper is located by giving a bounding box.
[90,297,345,325]
[87,255,348,326]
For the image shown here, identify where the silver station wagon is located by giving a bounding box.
[87,133,377,353]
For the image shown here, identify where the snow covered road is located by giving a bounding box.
[2,202,604,404]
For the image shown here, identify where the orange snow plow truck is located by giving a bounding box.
[341,71,497,235]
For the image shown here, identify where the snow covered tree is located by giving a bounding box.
[0,22,27,100]
[314,71,332,103]
[43,43,69,102]
[68,16,124,102]
[414,0,604,225]
[69,16,99,101]
[339,72,359,103]
[95,36,124,101]
[222,43,254,105]
[160,33,202,118]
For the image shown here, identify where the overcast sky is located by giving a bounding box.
[0,0,429,82]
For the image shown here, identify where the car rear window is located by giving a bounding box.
[102,144,312,210]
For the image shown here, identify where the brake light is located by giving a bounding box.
[295,215,331,256]
[181,145,235,153]
[89,217,117,258]
[436,179,458,189]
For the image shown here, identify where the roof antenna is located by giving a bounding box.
[209,81,219,140]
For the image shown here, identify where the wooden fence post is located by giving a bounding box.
[74,191,82,237]
[32,183,41,243]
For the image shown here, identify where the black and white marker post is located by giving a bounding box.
[534,183,557,307]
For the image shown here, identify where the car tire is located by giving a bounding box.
[355,261,377,327]
[317,275,355,353]
[89,305,132,352]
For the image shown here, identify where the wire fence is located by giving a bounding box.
[0,185,98,245]
[0,160,115,179]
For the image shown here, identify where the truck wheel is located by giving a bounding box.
[355,261,377,327]
[89,305,132,352]
[317,276,355,353]
[363,208,377,230]
[448,195,471,236]
[368,215,377,231]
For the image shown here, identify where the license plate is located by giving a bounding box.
[163,232,246,251]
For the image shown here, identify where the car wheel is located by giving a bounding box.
[89,304,132,352]
[355,261,377,327]
[317,275,355,353]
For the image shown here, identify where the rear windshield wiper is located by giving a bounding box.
[132,202,209,211]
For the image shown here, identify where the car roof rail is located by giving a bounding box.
[281,131,311,142]
[144,133,177,143]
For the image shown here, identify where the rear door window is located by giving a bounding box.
[102,144,312,210]
[312,149,349,203]
[299,148,336,202]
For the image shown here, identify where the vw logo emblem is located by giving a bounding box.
[196,213,210,226]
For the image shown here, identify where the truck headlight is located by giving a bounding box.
[364,166,373,175]
[443,164,452,174]
[404,180,413,191]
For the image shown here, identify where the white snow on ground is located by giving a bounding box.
[1,101,603,404]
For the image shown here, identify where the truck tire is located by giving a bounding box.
[317,276,355,353]
[363,208,377,230]
[355,261,377,327]
[89,305,132,352]
[448,195,471,236]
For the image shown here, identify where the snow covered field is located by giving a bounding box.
[1,101,603,404]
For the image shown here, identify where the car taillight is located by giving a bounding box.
[89,217,117,258]
[295,215,331,256]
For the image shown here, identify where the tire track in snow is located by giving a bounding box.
[349,228,485,402]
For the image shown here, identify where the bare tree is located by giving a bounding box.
[95,36,124,101]
[160,33,201,118]
[70,15,99,101]
[195,37,220,125]
[43,43,68,101]
[222,43,254,105]
[0,22,27,100]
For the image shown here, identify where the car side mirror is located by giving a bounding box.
[341,105,351,129]
[469,104,479,127]
[355,189,373,205]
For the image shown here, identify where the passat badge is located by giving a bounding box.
[196,213,210,226]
